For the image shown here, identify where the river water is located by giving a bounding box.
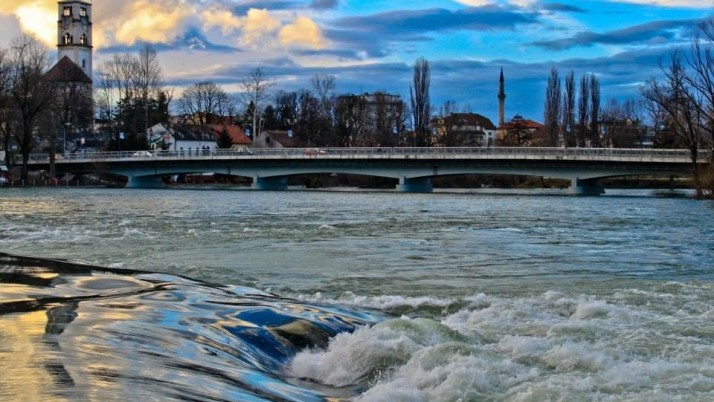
[1,187,712,401]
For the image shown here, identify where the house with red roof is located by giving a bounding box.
[253,130,298,148]
[496,115,545,146]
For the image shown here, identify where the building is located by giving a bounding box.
[57,0,92,77]
[496,115,545,146]
[170,125,218,154]
[42,0,94,155]
[336,92,405,146]
[206,124,252,150]
[253,130,298,149]
[431,113,497,147]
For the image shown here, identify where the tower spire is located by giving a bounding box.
[498,67,506,127]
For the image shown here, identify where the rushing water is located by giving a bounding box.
[1,187,713,401]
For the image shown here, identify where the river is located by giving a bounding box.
[1,187,712,401]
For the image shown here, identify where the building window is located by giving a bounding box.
[80,34,87,45]
[80,7,87,17]
[63,6,71,17]
[82,59,86,68]
[64,33,72,44]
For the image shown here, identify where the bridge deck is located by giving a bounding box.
[19,147,708,193]
[23,147,705,164]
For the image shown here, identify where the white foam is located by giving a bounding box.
[287,317,462,387]
[570,300,615,320]
[295,291,455,310]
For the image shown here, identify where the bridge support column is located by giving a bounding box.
[396,177,433,193]
[125,175,164,189]
[252,176,288,191]
[568,178,604,196]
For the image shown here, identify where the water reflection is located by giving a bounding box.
[0,252,385,401]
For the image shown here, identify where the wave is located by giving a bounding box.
[2,252,712,401]
[0,252,385,401]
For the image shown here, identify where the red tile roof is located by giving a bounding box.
[207,125,252,145]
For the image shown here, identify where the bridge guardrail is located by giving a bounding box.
[18,147,708,165]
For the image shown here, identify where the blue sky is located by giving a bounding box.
[0,0,711,124]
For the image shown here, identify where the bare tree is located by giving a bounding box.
[410,57,431,146]
[274,90,299,129]
[135,45,162,134]
[544,67,561,146]
[95,62,116,143]
[311,74,335,119]
[0,47,11,166]
[311,74,336,144]
[179,81,235,125]
[335,94,368,147]
[682,19,714,155]
[7,35,56,180]
[435,100,457,146]
[562,71,575,147]
[641,51,705,197]
[601,98,643,148]
[590,74,601,147]
[577,74,590,147]
[240,67,274,137]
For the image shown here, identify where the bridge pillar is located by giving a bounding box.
[125,175,165,189]
[252,176,288,191]
[568,178,604,196]
[396,177,433,193]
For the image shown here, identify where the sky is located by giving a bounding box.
[0,0,712,124]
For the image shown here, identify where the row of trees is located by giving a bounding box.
[640,19,714,198]
[177,60,435,148]
[95,45,171,151]
[0,35,84,180]
[543,68,606,148]
[539,19,713,197]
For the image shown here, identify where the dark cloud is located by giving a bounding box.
[321,5,539,60]
[97,27,240,54]
[542,3,586,13]
[532,19,701,50]
[334,5,539,35]
[291,48,368,61]
[310,0,338,10]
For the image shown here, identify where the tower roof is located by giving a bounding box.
[45,56,92,84]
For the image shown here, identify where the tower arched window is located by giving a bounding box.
[64,33,72,45]
[63,6,71,17]
[80,34,87,45]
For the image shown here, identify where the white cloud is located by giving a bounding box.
[612,0,714,7]
[452,0,495,6]
[279,16,328,49]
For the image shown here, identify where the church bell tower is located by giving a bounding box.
[57,0,93,78]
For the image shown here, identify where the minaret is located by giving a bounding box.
[498,67,506,127]
[57,0,93,78]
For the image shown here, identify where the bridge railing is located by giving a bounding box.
[19,147,707,164]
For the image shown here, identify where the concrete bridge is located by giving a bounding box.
[23,147,707,194]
